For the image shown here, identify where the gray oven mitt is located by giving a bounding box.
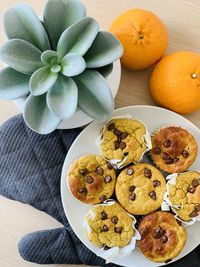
[0,115,199,267]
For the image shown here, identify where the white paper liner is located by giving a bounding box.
[96,115,152,169]
[83,199,141,263]
[162,171,200,226]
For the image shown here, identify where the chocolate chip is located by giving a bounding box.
[160,228,166,236]
[96,166,104,175]
[188,185,196,194]
[119,142,126,149]
[144,168,152,178]
[104,175,112,183]
[154,229,162,239]
[107,123,115,131]
[192,179,199,187]
[129,185,136,192]
[174,158,179,163]
[189,210,198,218]
[127,168,134,176]
[149,191,156,200]
[107,163,113,169]
[78,188,87,195]
[117,137,122,143]
[161,235,168,243]
[111,216,118,224]
[103,245,111,250]
[124,152,129,156]
[129,192,136,201]
[99,195,106,202]
[153,147,161,154]
[101,212,107,220]
[85,176,93,184]
[101,225,109,232]
[163,139,171,148]
[163,152,170,160]
[114,141,119,149]
[182,150,189,158]
[195,204,200,212]
[114,129,122,137]
[154,227,166,239]
[153,180,161,187]
[165,158,174,165]
[121,132,129,139]
[176,219,182,226]
[114,227,123,234]
[79,168,88,175]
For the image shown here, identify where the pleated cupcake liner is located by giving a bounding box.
[96,115,152,169]
[83,199,141,263]
[162,171,200,226]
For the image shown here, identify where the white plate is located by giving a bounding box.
[61,105,200,267]
[15,60,121,129]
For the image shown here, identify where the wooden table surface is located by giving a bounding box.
[0,0,200,266]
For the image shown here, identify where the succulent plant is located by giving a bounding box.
[0,0,123,134]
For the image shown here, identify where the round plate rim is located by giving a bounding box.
[61,105,200,267]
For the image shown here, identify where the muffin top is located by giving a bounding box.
[99,118,149,167]
[168,171,200,221]
[67,154,116,204]
[138,211,186,263]
[151,126,198,173]
[85,202,134,248]
[115,163,166,215]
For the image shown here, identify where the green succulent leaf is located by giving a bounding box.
[30,66,58,96]
[0,67,29,100]
[96,63,113,77]
[47,75,78,120]
[75,70,114,121]
[61,53,86,77]
[84,31,123,68]
[4,4,50,51]
[41,50,58,65]
[0,39,43,75]
[44,0,86,50]
[24,94,62,134]
[57,17,99,59]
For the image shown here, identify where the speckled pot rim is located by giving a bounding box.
[83,199,141,263]
[96,115,152,169]
[161,171,200,226]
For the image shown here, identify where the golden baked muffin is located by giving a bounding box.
[85,202,135,248]
[99,118,149,167]
[168,171,200,221]
[151,126,198,173]
[67,154,116,204]
[115,163,166,215]
[138,211,186,263]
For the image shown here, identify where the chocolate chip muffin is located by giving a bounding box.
[115,163,166,215]
[151,126,198,173]
[168,171,200,221]
[85,202,135,248]
[138,211,186,263]
[99,118,150,168]
[67,154,116,204]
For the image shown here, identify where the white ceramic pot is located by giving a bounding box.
[15,60,121,129]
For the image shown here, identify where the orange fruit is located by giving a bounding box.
[150,51,200,114]
[110,9,168,70]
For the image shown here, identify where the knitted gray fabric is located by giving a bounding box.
[0,114,199,267]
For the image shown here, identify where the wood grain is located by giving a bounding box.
[0,1,200,266]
